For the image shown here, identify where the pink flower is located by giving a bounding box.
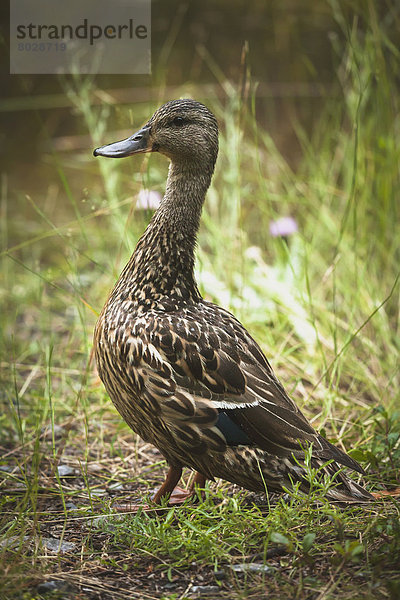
[136,189,162,210]
[269,216,298,237]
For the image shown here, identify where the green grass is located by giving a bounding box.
[1,5,400,599]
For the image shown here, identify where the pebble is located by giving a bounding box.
[190,585,220,594]
[42,538,76,553]
[37,580,68,593]
[0,535,29,550]
[1,536,76,554]
[57,465,75,477]
[230,563,274,574]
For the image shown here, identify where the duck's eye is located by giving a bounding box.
[172,116,185,127]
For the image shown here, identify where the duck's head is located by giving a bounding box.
[94,99,218,168]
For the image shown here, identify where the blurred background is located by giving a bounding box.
[2,0,388,191]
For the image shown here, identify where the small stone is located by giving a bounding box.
[37,580,67,593]
[190,585,220,594]
[65,502,78,511]
[57,465,75,477]
[42,538,76,553]
[230,563,274,574]
[0,535,29,550]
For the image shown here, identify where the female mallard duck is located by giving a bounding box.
[93,99,372,504]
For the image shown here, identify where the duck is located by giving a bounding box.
[93,99,372,504]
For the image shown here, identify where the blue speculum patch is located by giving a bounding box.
[216,410,252,446]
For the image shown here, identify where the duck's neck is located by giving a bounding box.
[117,159,214,308]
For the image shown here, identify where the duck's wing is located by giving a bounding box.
[128,302,364,475]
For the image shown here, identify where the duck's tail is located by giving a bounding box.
[325,473,373,503]
[311,459,373,503]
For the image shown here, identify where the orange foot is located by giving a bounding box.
[371,486,400,499]
[112,467,207,513]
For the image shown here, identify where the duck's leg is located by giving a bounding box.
[151,465,183,503]
[153,467,207,504]
[112,465,183,512]
[189,471,207,494]
[166,471,207,505]
[112,467,206,512]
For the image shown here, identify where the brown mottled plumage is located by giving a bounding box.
[93,99,372,504]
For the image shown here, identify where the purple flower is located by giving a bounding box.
[136,189,162,210]
[269,216,298,238]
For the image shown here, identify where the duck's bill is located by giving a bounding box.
[93,126,152,158]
